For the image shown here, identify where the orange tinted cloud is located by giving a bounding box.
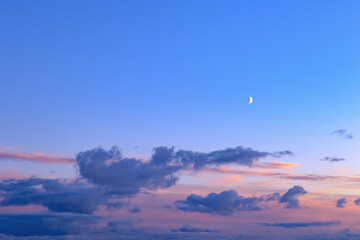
[203,167,360,183]
[0,152,75,164]
[211,175,243,184]
[253,161,299,170]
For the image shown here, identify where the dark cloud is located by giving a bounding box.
[0,214,133,238]
[175,190,261,215]
[336,198,347,208]
[175,146,291,169]
[130,206,141,213]
[279,185,307,209]
[76,146,291,195]
[104,219,134,233]
[151,146,292,169]
[236,234,270,240]
[0,232,230,240]
[76,147,181,196]
[176,186,307,215]
[0,178,105,214]
[0,214,98,236]
[322,157,346,162]
[0,146,292,215]
[106,201,129,210]
[297,228,360,240]
[0,226,358,240]
[174,147,292,169]
[0,145,294,238]
[332,129,353,139]
[260,221,340,229]
[258,193,281,202]
[172,224,219,233]
[271,151,293,157]
[354,198,360,205]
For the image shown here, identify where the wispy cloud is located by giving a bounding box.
[0,152,75,164]
[253,161,299,170]
[210,175,243,184]
[0,169,25,180]
[322,157,346,162]
[332,129,353,139]
[259,221,340,228]
[172,224,219,233]
[202,167,360,183]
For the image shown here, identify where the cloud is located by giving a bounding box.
[129,206,141,213]
[259,221,340,229]
[204,167,360,183]
[4,144,291,170]
[175,189,261,215]
[297,228,360,240]
[104,218,134,233]
[236,234,271,240]
[213,174,243,183]
[336,198,347,208]
[106,201,129,210]
[322,157,346,162]
[174,147,292,170]
[271,151,293,157]
[253,161,299,170]
[0,214,99,236]
[0,145,295,238]
[172,224,219,233]
[0,169,25,180]
[0,178,106,214]
[76,147,181,196]
[76,146,291,196]
[258,193,281,202]
[332,129,353,139]
[175,186,307,215]
[279,185,307,209]
[0,152,75,164]
[0,146,293,216]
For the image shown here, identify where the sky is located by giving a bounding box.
[0,0,360,239]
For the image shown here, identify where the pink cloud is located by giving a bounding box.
[208,175,244,185]
[198,167,360,183]
[0,169,25,180]
[0,151,75,164]
[253,161,299,170]
[0,204,46,214]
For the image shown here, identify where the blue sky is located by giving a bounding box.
[1,1,360,239]
[1,0,359,156]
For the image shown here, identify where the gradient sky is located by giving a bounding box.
[1,1,360,239]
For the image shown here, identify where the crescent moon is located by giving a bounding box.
[249,96,253,104]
